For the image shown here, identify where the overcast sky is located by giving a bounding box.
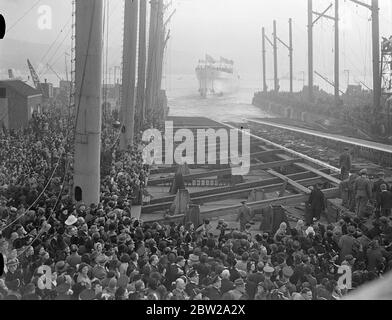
[1,0,392,89]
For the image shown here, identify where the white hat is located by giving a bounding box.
[65,215,78,226]
[305,227,315,236]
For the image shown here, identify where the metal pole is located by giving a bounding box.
[372,0,381,112]
[119,0,138,150]
[262,27,267,92]
[289,18,293,93]
[136,0,147,129]
[145,0,158,117]
[335,0,340,106]
[308,0,314,101]
[73,0,103,205]
[273,20,278,92]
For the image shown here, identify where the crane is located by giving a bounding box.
[27,59,43,94]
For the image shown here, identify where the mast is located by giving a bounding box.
[308,0,314,101]
[73,0,103,205]
[119,0,139,150]
[372,0,381,112]
[136,0,147,129]
[145,0,158,117]
[334,0,340,106]
[273,20,278,92]
[262,27,267,92]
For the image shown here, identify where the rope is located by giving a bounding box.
[7,0,42,32]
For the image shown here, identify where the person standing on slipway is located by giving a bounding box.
[237,201,254,232]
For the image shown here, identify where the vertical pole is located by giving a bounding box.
[155,0,165,103]
[119,0,139,150]
[372,0,381,112]
[136,0,147,130]
[145,0,158,118]
[73,0,103,205]
[262,27,267,92]
[273,20,278,92]
[335,0,340,106]
[308,0,314,101]
[289,18,293,93]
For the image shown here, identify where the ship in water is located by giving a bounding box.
[195,54,240,98]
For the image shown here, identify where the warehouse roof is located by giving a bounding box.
[0,80,42,97]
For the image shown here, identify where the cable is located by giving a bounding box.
[3,1,97,241]
[7,0,42,33]
[38,27,73,77]
[37,17,72,70]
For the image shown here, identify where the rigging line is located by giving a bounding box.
[7,0,42,32]
[38,27,73,77]
[1,4,96,234]
[38,17,72,66]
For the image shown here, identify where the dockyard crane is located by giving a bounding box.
[27,59,44,94]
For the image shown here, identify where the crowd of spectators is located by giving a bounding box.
[1,110,392,301]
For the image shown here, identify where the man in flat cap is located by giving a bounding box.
[262,266,277,292]
[376,184,392,218]
[223,278,247,300]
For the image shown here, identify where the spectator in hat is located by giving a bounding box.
[203,275,221,300]
[236,201,254,232]
[354,169,372,219]
[223,278,248,300]
[92,255,108,280]
[262,266,276,292]
[373,171,389,199]
[66,244,81,267]
[220,269,235,294]
[185,270,200,299]
[376,184,392,218]
[306,183,326,225]
[338,226,359,263]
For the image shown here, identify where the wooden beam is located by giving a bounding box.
[267,169,312,194]
[293,162,341,186]
[149,168,336,205]
[143,188,340,223]
[143,176,326,213]
[150,150,280,175]
[148,158,302,186]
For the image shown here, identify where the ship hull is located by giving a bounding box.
[196,68,240,98]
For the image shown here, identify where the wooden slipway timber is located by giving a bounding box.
[149,168,336,205]
[148,158,301,186]
[142,119,342,222]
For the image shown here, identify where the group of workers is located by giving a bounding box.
[339,147,391,220]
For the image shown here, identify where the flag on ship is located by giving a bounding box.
[220,57,234,65]
[205,54,216,63]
